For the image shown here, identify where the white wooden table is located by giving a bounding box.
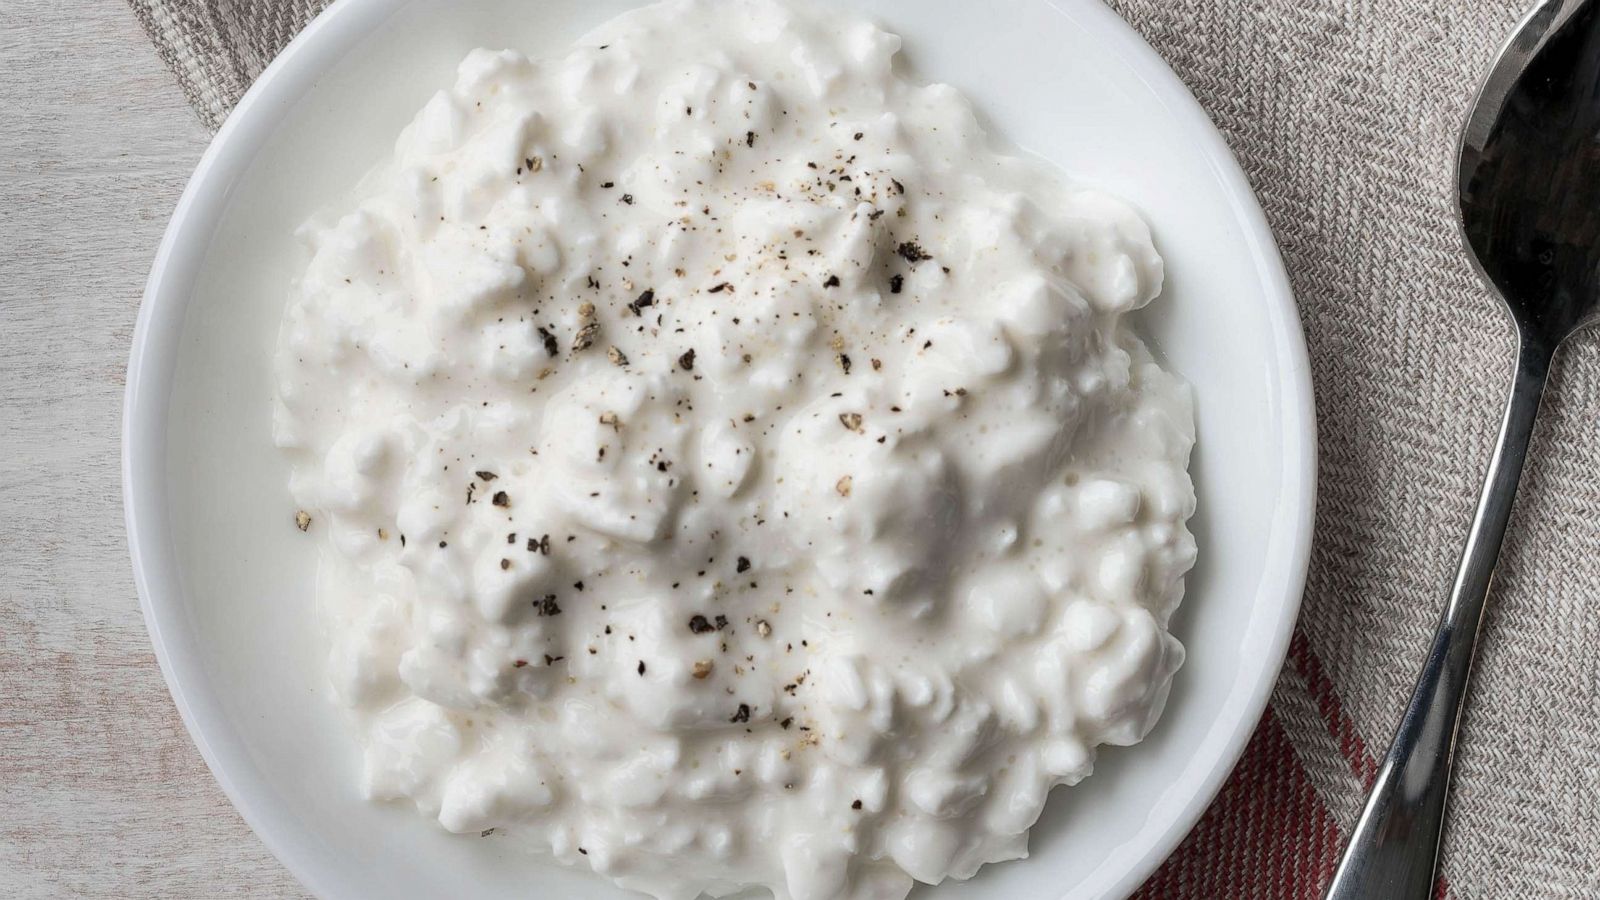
[0,3,309,896]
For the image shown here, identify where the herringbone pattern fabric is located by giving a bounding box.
[129,0,1600,895]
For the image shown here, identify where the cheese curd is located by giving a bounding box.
[273,1,1197,897]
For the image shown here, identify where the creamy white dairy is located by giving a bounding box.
[273,1,1197,898]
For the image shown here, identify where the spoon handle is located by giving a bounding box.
[1325,335,1551,899]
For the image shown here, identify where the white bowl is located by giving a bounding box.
[123,1,1315,897]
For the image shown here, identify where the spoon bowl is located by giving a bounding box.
[1461,0,1600,348]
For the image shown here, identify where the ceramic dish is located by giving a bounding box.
[123,1,1316,897]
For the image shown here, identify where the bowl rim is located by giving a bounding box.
[122,0,1316,897]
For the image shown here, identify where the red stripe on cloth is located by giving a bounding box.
[1286,629,1451,898]
[1133,707,1341,898]
[1132,631,1452,899]
[1287,629,1378,789]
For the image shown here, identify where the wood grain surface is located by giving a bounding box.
[0,3,310,896]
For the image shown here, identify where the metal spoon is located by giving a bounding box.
[1325,0,1600,895]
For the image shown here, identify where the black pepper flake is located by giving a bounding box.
[571,321,600,352]
[853,131,864,140]
[476,470,498,481]
[620,193,635,205]
[736,556,751,573]
[534,594,561,616]
[678,348,696,371]
[780,717,794,729]
[688,614,716,634]
[822,274,840,288]
[601,181,614,188]
[707,282,729,294]
[628,288,655,316]
[714,614,729,630]
[890,178,905,195]
[500,558,511,570]
[537,326,559,357]
[889,273,904,294]
[851,799,863,810]
[838,353,852,374]
[746,130,756,148]
[637,660,647,676]
[607,345,629,366]
[492,490,510,507]
[896,241,932,263]
[729,703,751,723]
[838,412,864,433]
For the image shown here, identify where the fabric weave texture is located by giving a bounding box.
[128,0,1600,895]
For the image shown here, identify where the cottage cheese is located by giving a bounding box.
[273,1,1197,897]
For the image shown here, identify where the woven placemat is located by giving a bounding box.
[129,0,1600,895]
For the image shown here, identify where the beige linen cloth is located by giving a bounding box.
[128,0,1600,895]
